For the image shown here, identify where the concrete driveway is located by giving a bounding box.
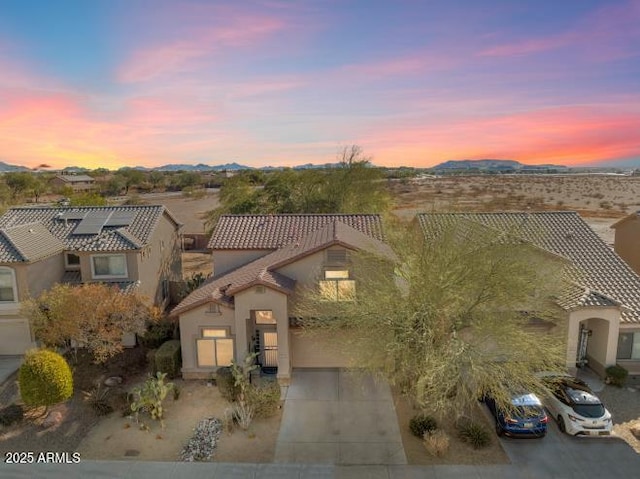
[275,368,407,465]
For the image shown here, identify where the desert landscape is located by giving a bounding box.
[155,175,640,247]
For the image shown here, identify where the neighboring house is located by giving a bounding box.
[0,205,182,355]
[418,212,640,378]
[171,214,393,384]
[51,174,96,192]
[611,211,640,276]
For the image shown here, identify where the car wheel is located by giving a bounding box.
[557,415,566,433]
[495,420,504,437]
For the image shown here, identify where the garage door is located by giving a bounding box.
[0,318,32,355]
[289,328,352,368]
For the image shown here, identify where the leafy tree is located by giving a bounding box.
[104,176,126,196]
[69,192,108,206]
[149,171,165,190]
[4,172,35,199]
[293,219,568,416]
[24,283,161,363]
[115,168,145,195]
[205,145,390,231]
[30,176,49,203]
[18,349,73,408]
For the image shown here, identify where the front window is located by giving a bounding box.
[0,267,17,302]
[91,254,127,278]
[319,270,355,301]
[617,332,640,360]
[196,328,234,367]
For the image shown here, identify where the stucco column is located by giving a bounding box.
[276,305,291,384]
[235,309,249,361]
[566,312,580,371]
[605,315,620,367]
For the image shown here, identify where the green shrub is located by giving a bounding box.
[155,340,181,379]
[0,404,24,426]
[247,381,281,418]
[216,367,239,402]
[18,349,73,407]
[457,420,491,449]
[409,414,438,438]
[139,320,174,349]
[606,365,628,387]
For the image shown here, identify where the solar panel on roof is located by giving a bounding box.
[58,211,87,220]
[104,211,135,227]
[72,210,112,235]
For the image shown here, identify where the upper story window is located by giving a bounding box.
[319,269,356,301]
[0,267,17,303]
[65,253,80,270]
[91,254,128,279]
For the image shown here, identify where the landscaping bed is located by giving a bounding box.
[393,388,509,465]
[0,348,283,462]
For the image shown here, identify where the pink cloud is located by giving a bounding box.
[479,0,640,60]
[480,34,574,57]
[117,8,287,83]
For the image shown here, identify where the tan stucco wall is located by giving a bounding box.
[136,213,182,306]
[567,307,620,376]
[614,218,640,275]
[234,287,290,381]
[0,257,63,354]
[179,303,236,377]
[212,249,272,276]
[24,254,65,299]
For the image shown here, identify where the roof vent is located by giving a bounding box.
[565,231,575,240]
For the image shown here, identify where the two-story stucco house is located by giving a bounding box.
[171,214,394,384]
[0,205,182,355]
[418,212,640,379]
[51,174,96,192]
[612,211,640,276]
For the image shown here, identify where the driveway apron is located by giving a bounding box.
[275,368,407,465]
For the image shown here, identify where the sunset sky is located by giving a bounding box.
[1,0,639,170]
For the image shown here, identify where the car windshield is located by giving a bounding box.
[515,405,544,419]
[573,403,605,418]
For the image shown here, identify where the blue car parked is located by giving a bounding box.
[484,392,548,438]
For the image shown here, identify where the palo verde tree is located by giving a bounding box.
[293,218,569,416]
[23,283,161,363]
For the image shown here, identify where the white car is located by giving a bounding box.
[539,375,612,436]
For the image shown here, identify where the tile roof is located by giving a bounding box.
[55,174,95,183]
[0,222,65,262]
[0,206,181,262]
[172,218,394,316]
[418,212,640,324]
[208,214,385,250]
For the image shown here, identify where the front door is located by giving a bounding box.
[260,330,278,369]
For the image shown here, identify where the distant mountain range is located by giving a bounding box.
[432,159,567,170]
[0,160,345,173]
[0,161,30,172]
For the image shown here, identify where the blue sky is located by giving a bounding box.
[0,0,639,169]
